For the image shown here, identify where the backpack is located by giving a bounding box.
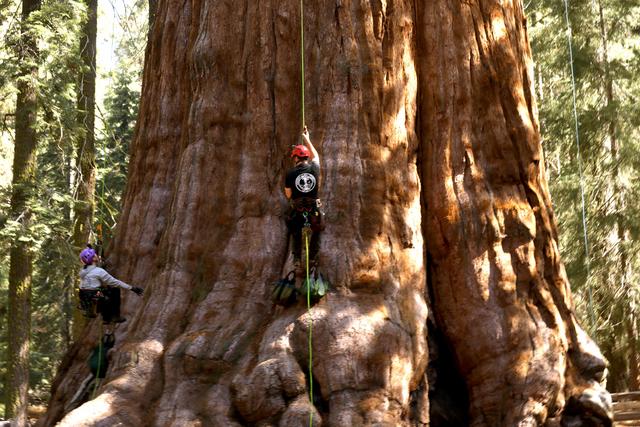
[89,334,116,378]
[271,271,298,306]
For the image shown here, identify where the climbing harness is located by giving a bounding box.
[288,198,325,233]
[78,286,126,324]
[561,0,595,327]
[78,288,106,318]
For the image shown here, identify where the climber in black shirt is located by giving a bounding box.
[285,127,324,273]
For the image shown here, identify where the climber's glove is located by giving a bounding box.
[131,286,144,296]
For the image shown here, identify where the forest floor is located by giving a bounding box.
[613,392,640,425]
[12,393,640,425]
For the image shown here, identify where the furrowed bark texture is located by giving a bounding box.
[41,0,610,426]
[417,0,611,425]
[43,1,427,426]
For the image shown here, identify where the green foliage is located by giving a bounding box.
[529,0,640,391]
[96,67,139,233]
[95,0,147,239]
[0,0,86,411]
[0,0,146,411]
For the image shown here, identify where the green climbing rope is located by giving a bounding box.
[300,0,305,128]
[300,1,313,424]
[305,230,313,426]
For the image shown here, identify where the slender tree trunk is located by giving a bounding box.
[626,317,640,390]
[62,276,73,350]
[40,1,612,426]
[71,0,98,339]
[148,0,156,31]
[5,0,40,422]
[63,148,74,351]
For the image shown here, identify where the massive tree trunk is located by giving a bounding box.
[418,0,611,424]
[5,0,40,423]
[71,0,98,339]
[41,1,611,426]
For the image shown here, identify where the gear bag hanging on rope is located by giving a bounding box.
[89,334,116,378]
[271,271,298,306]
[301,266,329,304]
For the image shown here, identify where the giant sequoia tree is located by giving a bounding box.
[40,0,612,425]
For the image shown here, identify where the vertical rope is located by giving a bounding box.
[562,0,595,327]
[305,231,313,427]
[301,1,312,423]
[300,0,305,128]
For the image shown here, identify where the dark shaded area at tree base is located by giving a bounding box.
[562,396,613,427]
[427,318,469,427]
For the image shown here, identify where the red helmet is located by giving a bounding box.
[290,145,310,159]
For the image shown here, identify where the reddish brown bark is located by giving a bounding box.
[40,1,611,426]
[418,0,610,424]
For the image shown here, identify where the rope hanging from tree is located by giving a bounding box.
[300,0,306,128]
[304,227,314,427]
[300,3,314,425]
[561,0,595,327]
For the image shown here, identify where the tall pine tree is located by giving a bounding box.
[5,0,41,422]
[70,0,98,339]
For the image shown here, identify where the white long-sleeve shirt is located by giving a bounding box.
[79,265,132,291]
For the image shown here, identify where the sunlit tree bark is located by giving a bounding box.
[417,0,612,423]
[40,1,612,425]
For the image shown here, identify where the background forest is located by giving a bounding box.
[0,0,147,415]
[0,0,638,418]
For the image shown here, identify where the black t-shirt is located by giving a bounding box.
[285,159,320,199]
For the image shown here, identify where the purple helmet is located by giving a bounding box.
[80,247,97,265]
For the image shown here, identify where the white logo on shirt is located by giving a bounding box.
[295,173,316,193]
